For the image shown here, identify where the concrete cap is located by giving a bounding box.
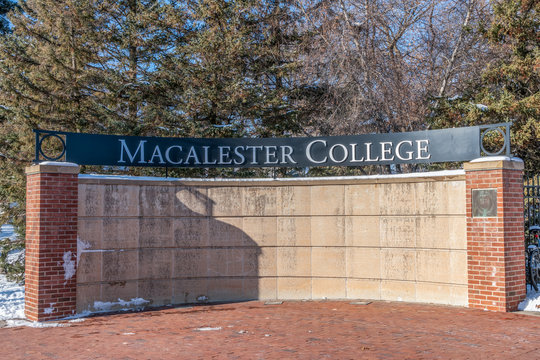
[464,157,524,171]
[78,169,466,187]
[26,162,80,175]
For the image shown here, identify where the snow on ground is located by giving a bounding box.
[518,287,540,311]
[0,225,25,323]
[0,224,24,267]
[0,224,16,241]
[92,298,150,312]
[195,327,222,331]
[1,225,58,327]
[0,223,150,327]
[5,319,66,328]
[0,274,25,321]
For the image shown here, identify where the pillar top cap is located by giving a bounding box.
[26,162,80,175]
[464,156,524,171]
[469,156,523,164]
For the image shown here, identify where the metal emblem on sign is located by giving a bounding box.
[472,189,497,217]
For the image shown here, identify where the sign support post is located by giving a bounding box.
[25,163,79,321]
[465,158,525,311]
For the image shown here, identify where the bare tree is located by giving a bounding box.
[293,0,493,142]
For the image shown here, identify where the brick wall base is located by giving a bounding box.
[25,163,79,321]
[465,158,526,311]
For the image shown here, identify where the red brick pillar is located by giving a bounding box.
[464,158,525,312]
[25,163,79,321]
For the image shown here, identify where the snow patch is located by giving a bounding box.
[44,303,56,314]
[475,104,489,111]
[518,289,540,311]
[62,251,76,282]
[0,224,16,240]
[6,248,24,265]
[68,318,86,323]
[77,237,118,262]
[195,327,222,331]
[92,298,150,312]
[77,237,91,265]
[6,319,65,328]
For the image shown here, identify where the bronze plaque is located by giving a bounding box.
[472,189,497,217]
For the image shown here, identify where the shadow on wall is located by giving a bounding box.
[77,184,261,312]
[171,187,261,304]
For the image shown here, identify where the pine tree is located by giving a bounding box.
[0,0,305,266]
[430,0,539,173]
[0,0,187,246]
[0,0,16,34]
[158,0,304,178]
[160,0,302,140]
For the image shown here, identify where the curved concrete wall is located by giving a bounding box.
[76,171,467,312]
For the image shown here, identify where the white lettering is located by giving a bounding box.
[165,145,183,165]
[329,144,348,163]
[185,146,201,165]
[245,146,263,164]
[118,139,146,164]
[364,142,379,162]
[149,145,165,164]
[281,146,297,164]
[349,143,364,162]
[416,140,431,160]
[395,141,413,160]
[233,146,245,165]
[218,146,233,165]
[203,146,217,164]
[306,140,328,164]
[265,146,279,164]
[380,142,394,161]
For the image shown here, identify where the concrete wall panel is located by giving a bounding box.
[77,172,468,311]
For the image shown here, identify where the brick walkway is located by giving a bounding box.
[3,300,540,359]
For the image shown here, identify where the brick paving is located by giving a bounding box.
[3,300,540,359]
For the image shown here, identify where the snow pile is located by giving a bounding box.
[0,274,25,321]
[518,288,540,311]
[92,298,149,312]
[6,319,65,328]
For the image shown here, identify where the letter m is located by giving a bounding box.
[118,139,147,164]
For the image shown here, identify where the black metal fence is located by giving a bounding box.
[525,174,540,245]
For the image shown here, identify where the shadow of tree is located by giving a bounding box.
[170,186,260,304]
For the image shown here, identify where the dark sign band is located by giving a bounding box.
[34,123,511,168]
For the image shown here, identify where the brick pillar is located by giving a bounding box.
[464,158,525,312]
[25,163,79,321]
